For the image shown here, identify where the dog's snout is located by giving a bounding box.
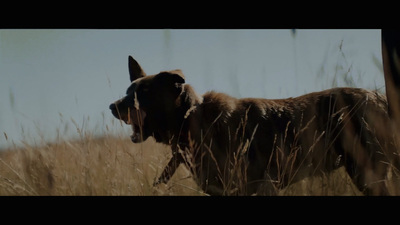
[109,103,116,110]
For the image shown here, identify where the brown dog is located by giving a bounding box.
[110,56,400,195]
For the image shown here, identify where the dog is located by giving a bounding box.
[110,56,400,195]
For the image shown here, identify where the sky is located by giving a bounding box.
[0,29,383,149]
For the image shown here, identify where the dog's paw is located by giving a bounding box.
[152,180,169,196]
[153,177,168,187]
[153,180,161,187]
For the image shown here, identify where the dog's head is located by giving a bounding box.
[109,56,186,143]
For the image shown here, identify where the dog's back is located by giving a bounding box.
[185,87,396,195]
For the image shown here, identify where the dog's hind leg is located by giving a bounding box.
[253,178,278,196]
[345,161,390,196]
[339,133,390,195]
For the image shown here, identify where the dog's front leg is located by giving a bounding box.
[153,146,184,186]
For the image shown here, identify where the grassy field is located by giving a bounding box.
[0,125,380,196]
[0,131,205,196]
[1,92,399,196]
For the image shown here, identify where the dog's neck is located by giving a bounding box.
[180,84,203,118]
[171,84,202,149]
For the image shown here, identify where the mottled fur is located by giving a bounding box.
[110,56,399,195]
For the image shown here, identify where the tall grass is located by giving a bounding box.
[0,117,203,196]
[1,100,386,196]
[1,105,397,195]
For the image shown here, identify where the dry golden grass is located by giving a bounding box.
[2,94,400,196]
[0,126,379,196]
[2,75,400,196]
[0,131,205,196]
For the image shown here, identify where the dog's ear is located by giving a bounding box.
[128,56,146,82]
[155,70,185,84]
[155,70,186,98]
[168,70,186,84]
[154,70,185,100]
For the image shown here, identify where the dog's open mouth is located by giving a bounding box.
[126,108,146,143]
[130,124,141,143]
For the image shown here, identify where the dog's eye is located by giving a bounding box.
[126,83,137,95]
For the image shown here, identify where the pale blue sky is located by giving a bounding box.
[0,29,383,148]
